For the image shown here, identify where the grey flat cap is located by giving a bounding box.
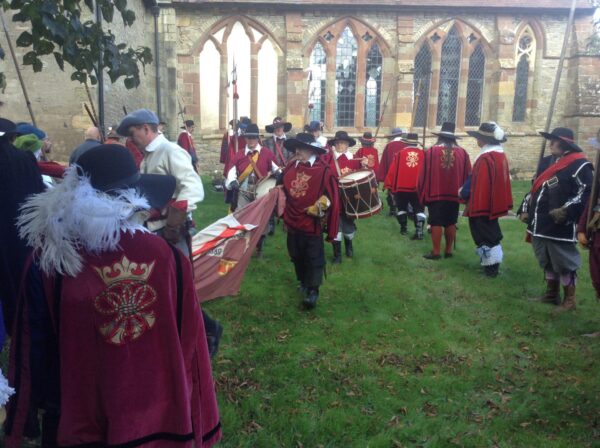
[116,109,159,136]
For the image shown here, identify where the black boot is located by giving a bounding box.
[344,237,353,258]
[484,263,499,277]
[396,213,408,235]
[255,235,265,258]
[332,241,342,264]
[411,220,424,240]
[303,288,319,309]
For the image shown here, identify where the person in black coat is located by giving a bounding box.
[0,118,45,335]
[521,128,593,311]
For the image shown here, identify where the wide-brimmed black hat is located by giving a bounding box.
[400,133,420,146]
[244,123,261,138]
[284,132,327,154]
[359,131,376,145]
[0,118,18,139]
[180,119,195,129]
[77,144,176,210]
[539,127,583,153]
[467,122,507,144]
[265,117,292,133]
[327,130,356,147]
[432,122,460,141]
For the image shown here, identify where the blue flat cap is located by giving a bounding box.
[15,123,46,139]
[116,109,159,136]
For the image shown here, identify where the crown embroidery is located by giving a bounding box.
[93,256,158,346]
[406,151,419,168]
[290,171,312,198]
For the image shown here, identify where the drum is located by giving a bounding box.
[255,176,277,198]
[338,170,382,219]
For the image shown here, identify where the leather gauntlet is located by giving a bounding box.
[306,195,330,218]
[163,205,188,244]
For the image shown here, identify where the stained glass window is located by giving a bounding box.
[309,42,326,123]
[334,27,358,127]
[465,44,485,126]
[364,43,382,127]
[436,27,462,126]
[413,45,432,128]
[513,29,535,122]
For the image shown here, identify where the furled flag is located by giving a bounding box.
[192,186,284,302]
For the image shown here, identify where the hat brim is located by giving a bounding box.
[327,136,356,147]
[134,173,177,211]
[284,138,327,154]
[432,132,460,140]
[539,132,583,152]
[245,133,262,138]
[400,138,421,146]
[466,131,507,144]
[359,138,377,144]
[266,122,292,133]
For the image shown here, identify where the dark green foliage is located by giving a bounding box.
[0,0,152,89]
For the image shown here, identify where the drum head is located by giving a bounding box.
[339,169,373,184]
[256,177,277,198]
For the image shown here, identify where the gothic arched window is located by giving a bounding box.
[436,26,462,125]
[465,44,485,126]
[413,45,432,128]
[193,18,281,131]
[513,27,536,122]
[335,27,358,127]
[364,43,382,127]
[308,42,326,123]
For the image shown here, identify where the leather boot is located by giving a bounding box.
[529,280,560,305]
[344,237,353,258]
[555,285,577,312]
[332,241,342,264]
[303,288,319,309]
[484,263,499,277]
[255,235,266,258]
[411,220,424,240]
[396,213,408,235]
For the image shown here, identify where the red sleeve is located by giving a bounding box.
[577,203,590,233]
[37,161,66,178]
[177,133,190,151]
[324,167,340,242]
[383,154,398,191]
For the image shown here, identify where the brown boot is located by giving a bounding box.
[555,285,577,312]
[530,280,560,305]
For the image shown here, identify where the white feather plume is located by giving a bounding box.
[17,167,151,277]
[0,368,14,407]
[489,121,505,142]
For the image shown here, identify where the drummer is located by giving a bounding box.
[325,130,368,263]
[281,133,340,309]
[225,123,282,257]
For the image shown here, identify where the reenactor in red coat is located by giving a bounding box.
[282,133,340,309]
[378,128,407,215]
[384,133,426,239]
[354,131,380,174]
[418,122,472,259]
[461,122,513,278]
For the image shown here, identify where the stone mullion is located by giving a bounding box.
[355,42,368,130]
[456,46,468,130]
[428,53,441,131]
[219,49,228,130]
[250,43,259,122]
[325,49,336,131]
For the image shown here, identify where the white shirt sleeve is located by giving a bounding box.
[225,165,238,189]
[168,147,204,211]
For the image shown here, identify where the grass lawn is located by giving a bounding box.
[197,179,600,447]
[2,180,597,447]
